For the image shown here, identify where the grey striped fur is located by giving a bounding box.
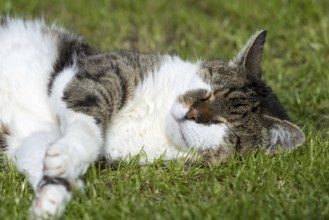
[60,51,162,130]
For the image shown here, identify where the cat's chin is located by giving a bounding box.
[166,103,229,151]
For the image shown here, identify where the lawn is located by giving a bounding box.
[0,0,328,219]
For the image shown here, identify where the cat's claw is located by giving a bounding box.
[31,184,71,219]
[43,148,69,177]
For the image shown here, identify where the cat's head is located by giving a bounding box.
[167,31,305,162]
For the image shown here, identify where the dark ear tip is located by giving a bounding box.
[256,30,267,43]
[260,30,267,35]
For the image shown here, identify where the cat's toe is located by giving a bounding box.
[31,184,71,219]
[44,148,69,177]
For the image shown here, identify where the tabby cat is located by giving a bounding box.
[0,17,305,218]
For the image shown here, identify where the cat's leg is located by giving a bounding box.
[6,130,60,190]
[31,115,99,218]
[3,126,75,218]
[31,113,101,218]
[31,67,104,218]
[9,132,74,218]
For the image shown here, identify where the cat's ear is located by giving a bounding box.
[263,115,305,154]
[235,30,267,79]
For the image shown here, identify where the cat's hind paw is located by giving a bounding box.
[31,179,72,219]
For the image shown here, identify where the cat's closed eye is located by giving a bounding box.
[198,92,211,102]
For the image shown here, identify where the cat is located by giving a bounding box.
[0,17,305,218]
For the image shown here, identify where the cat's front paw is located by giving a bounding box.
[31,183,71,219]
[44,147,70,177]
[43,141,90,179]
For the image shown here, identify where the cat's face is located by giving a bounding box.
[168,31,305,161]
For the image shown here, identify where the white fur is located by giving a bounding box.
[0,19,58,141]
[8,131,60,189]
[32,184,72,218]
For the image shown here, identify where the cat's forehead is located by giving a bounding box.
[200,60,250,90]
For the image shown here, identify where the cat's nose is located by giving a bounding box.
[185,107,199,123]
[185,104,214,124]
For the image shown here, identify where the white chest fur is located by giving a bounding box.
[104,56,211,162]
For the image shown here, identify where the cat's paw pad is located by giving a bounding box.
[43,148,69,177]
[31,184,71,219]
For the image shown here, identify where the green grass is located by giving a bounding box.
[1,0,329,219]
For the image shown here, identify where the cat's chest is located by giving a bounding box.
[104,93,177,162]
